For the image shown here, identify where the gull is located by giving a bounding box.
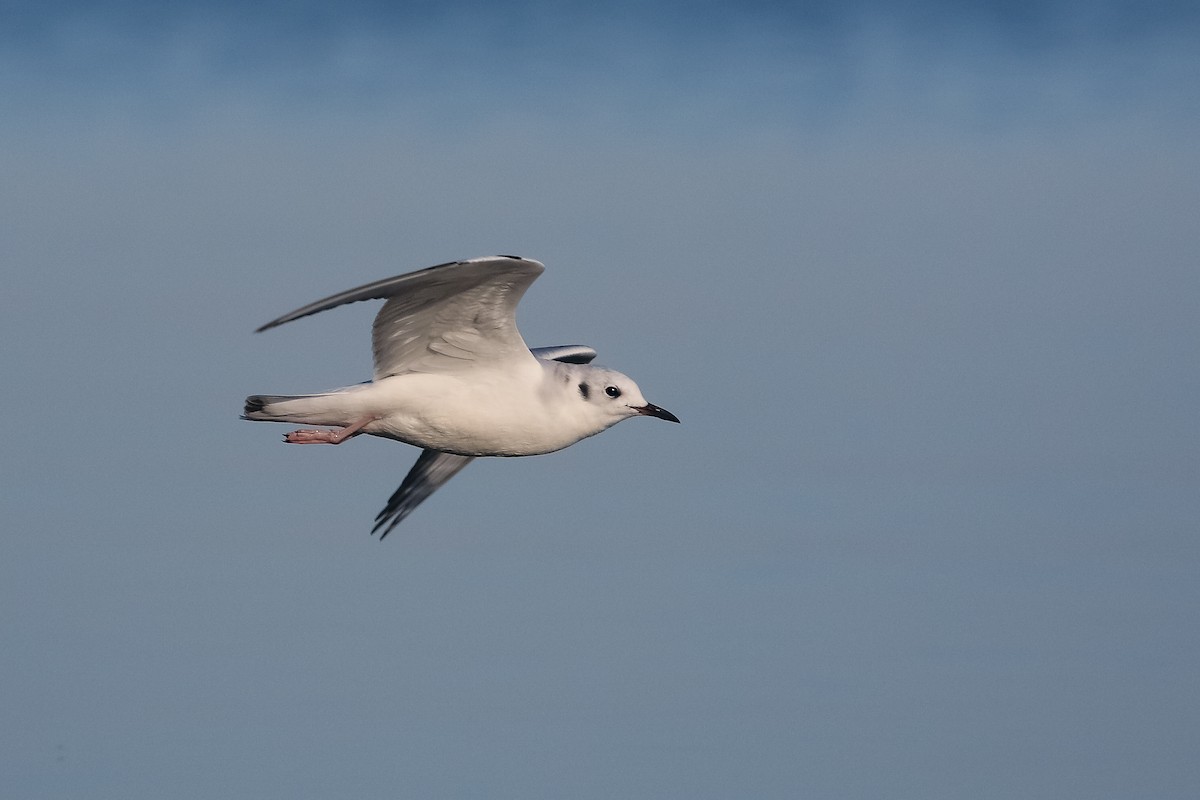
[243,256,679,538]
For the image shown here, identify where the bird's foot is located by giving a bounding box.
[284,428,348,444]
[283,415,375,445]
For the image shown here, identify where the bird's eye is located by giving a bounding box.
[605,385,621,398]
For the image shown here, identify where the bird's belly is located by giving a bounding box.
[362,372,576,457]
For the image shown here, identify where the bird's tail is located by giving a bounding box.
[242,392,357,426]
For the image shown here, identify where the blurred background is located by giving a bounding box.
[2,1,1197,797]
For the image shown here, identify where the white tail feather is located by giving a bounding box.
[242,391,360,427]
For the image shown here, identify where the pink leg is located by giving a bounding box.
[284,415,375,445]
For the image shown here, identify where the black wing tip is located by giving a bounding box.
[254,315,300,333]
[372,514,404,540]
[371,497,412,540]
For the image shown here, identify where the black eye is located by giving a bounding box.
[605,385,621,398]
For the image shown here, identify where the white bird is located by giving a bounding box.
[243,256,679,537]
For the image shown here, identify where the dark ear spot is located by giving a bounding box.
[578,383,590,400]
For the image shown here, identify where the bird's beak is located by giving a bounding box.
[635,403,680,423]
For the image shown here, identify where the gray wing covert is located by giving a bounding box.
[371,257,544,378]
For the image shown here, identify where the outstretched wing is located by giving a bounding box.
[373,450,475,539]
[256,256,545,379]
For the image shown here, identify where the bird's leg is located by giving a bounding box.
[284,415,375,445]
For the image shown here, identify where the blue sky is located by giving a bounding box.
[2,2,1198,798]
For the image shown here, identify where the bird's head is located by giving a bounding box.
[570,366,680,429]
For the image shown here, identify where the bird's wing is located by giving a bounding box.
[256,256,545,379]
[373,450,476,538]
[530,345,598,364]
